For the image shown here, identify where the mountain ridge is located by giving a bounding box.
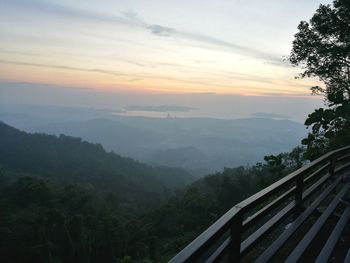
[0,121,193,211]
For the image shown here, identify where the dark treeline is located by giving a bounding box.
[0,122,193,213]
[0,121,304,262]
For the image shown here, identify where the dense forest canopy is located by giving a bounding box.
[0,122,306,262]
[0,122,193,212]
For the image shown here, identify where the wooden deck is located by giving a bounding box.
[170,146,350,263]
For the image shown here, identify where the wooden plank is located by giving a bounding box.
[236,156,329,213]
[205,237,230,263]
[243,186,295,231]
[169,146,350,263]
[285,183,350,263]
[168,206,241,263]
[208,172,335,262]
[314,207,350,263]
[337,153,350,162]
[229,215,243,262]
[240,202,295,256]
[303,162,330,185]
[295,174,304,215]
[235,146,350,214]
[333,145,350,159]
[336,162,350,174]
[302,173,332,201]
[255,177,341,263]
[237,144,349,214]
[344,249,350,263]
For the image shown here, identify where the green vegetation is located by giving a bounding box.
[290,0,350,159]
[14,115,305,173]
[0,122,305,262]
[0,122,193,213]
[0,176,147,263]
[0,122,196,262]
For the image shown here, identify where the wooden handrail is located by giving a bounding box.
[169,145,350,263]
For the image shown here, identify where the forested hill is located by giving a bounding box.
[0,121,304,262]
[0,121,193,211]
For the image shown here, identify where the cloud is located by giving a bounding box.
[0,60,125,77]
[143,22,283,64]
[147,25,175,37]
[122,10,146,26]
[122,10,138,20]
[176,31,285,65]
[144,24,284,66]
[2,0,137,26]
[0,59,296,93]
[3,0,285,65]
[0,59,224,89]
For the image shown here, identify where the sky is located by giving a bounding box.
[0,0,332,96]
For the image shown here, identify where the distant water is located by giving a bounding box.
[1,81,324,123]
[113,110,251,120]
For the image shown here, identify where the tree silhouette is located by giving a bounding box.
[289,0,350,159]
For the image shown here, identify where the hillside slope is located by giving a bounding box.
[26,116,306,173]
[0,122,193,211]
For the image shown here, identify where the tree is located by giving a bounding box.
[289,0,350,159]
[263,146,306,180]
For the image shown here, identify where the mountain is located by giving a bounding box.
[28,116,306,173]
[0,104,307,174]
[0,122,193,211]
[0,121,303,262]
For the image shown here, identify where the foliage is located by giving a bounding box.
[289,0,350,159]
[145,153,299,261]
[0,122,193,212]
[263,146,306,177]
[0,176,153,263]
[0,122,299,262]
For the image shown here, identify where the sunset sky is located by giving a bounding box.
[0,0,331,96]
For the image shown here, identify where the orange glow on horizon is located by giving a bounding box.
[0,61,322,98]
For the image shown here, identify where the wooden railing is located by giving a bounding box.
[170,145,350,263]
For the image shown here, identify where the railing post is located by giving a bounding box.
[329,155,336,179]
[295,174,304,216]
[329,155,337,194]
[229,214,243,262]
